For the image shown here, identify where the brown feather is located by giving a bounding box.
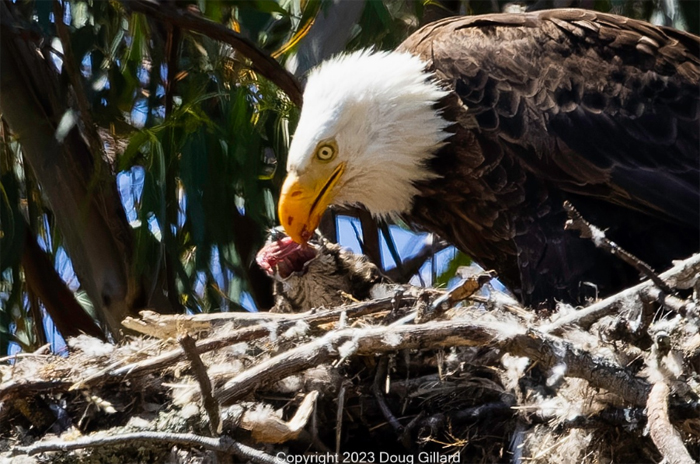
[398,9,699,305]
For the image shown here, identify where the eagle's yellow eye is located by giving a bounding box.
[315,142,336,161]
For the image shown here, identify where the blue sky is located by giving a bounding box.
[7,167,459,356]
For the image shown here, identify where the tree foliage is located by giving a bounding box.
[0,0,696,353]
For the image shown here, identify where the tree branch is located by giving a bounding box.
[541,253,700,335]
[22,227,105,341]
[647,382,695,464]
[564,201,672,293]
[357,207,382,269]
[12,431,285,464]
[52,0,106,167]
[1,2,143,337]
[121,0,303,106]
[74,295,415,388]
[179,333,221,436]
[385,239,450,283]
[372,356,404,434]
[214,319,650,406]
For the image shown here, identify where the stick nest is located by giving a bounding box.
[4,255,700,464]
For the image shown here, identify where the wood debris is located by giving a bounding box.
[2,254,700,463]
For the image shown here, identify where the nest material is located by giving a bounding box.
[3,255,700,463]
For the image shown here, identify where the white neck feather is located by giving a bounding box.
[288,50,451,217]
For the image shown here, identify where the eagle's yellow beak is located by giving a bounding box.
[278,163,346,244]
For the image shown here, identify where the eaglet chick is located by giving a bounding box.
[256,229,383,313]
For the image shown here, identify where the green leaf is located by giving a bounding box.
[435,251,472,288]
[0,173,26,272]
[255,0,290,16]
[180,128,208,259]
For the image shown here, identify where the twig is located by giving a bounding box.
[336,383,346,457]
[647,382,695,464]
[385,240,450,283]
[179,333,221,435]
[372,356,404,434]
[0,344,50,363]
[214,319,650,406]
[469,294,534,321]
[418,271,495,322]
[121,0,302,106]
[400,411,425,450]
[420,402,514,431]
[563,201,672,293]
[0,379,73,402]
[541,254,700,335]
[214,319,505,405]
[505,329,650,406]
[12,431,285,464]
[122,309,296,338]
[553,407,646,432]
[640,289,698,318]
[76,295,413,388]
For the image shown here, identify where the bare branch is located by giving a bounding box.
[647,382,695,464]
[385,239,451,283]
[564,201,672,293]
[12,431,285,464]
[179,333,221,435]
[335,384,346,457]
[0,379,73,403]
[419,271,495,322]
[76,295,415,387]
[505,330,650,406]
[541,253,700,335]
[215,319,650,406]
[21,226,105,341]
[372,356,404,434]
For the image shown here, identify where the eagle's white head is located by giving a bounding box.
[279,49,450,243]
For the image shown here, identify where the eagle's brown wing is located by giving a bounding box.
[400,9,700,304]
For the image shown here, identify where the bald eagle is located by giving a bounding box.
[278,9,700,306]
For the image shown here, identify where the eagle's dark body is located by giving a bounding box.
[400,10,699,305]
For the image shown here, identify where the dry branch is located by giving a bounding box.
[384,238,450,283]
[179,333,221,436]
[74,295,413,388]
[215,319,649,406]
[420,271,496,322]
[5,254,700,462]
[541,253,700,335]
[215,319,508,404]
[372,356,404,434]
[564,201,672,293]
[123,309,295,338]
[0,379,73,401]
[505,330,650,406]
[12,432,285,464]
[647,382,695,464]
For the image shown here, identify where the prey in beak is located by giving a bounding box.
[278,162,345,243]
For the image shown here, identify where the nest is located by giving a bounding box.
[3,253,700,464]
